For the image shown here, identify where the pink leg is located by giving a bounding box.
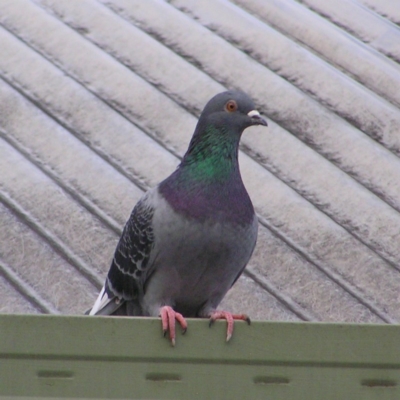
[209,311,251,342]
[160,306,187,346]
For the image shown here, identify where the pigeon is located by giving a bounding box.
[88,90,267,345]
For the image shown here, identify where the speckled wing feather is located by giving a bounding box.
[106,196,155,299]
[89,194,155,315]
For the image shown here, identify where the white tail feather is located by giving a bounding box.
[89,286,111,315]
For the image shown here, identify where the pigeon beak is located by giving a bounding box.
[247,110,268,126]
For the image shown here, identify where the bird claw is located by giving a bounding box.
[160,306,187,346]
[209,311,251,342]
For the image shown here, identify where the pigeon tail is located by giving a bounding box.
[89,286,123,315]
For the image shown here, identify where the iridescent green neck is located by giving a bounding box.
[180,125,239,183]
[159,123,253,224]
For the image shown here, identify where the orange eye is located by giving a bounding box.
[225,100,238,112]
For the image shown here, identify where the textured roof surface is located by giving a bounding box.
[1,0,400,323]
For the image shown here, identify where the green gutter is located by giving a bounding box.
[0,314,399,399]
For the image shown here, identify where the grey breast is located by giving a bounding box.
[140,190,258,317]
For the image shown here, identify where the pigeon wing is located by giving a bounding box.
[89,193,155,315]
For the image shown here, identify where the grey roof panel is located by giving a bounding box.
[0,271,42,314]
[172,0,400,161]
[0,140,111,284]
[0,0,399,324]
[0,79,143,230]
[233,0,400,107]
[297,0,400,63]
[0,199,94,314]
[359,0,400,25]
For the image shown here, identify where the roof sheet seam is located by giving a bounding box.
[297,0,400,62]
[244,265,317,321]
[232,0,400,107]
[0,258,60,314]
[0,189,103,289]
[257,216,395,324]
[35,0,206,119]
[0,73,151,194]
[0,128,122,236]
[0,19,183,160]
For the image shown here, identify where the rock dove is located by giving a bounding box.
[89,90,267,345]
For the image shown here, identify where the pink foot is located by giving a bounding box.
[209,311,251,342]
[160,306,187,346]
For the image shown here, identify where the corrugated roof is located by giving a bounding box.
[0,0,399,323]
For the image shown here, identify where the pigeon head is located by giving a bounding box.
[160,90,267,222]
[199,90,267,131]
[182,90,267,167]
